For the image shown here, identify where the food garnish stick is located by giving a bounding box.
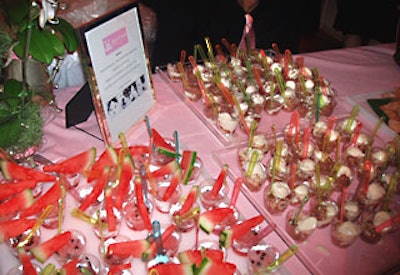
[291,196,308,226]
[188,56,212,106]
[140,164,151,209]
[269,80,276,108]
[152,220,169,264]
[360,160,372,194]
[339,187,347,222]
[273,68,288,105]
[349,121,363,147]
[98,209,105,257]
[217,81,250,135]
[229,177,244,208]
[336,134,341,161]
[176,62,190,89]
[327,161,342,186]
[58,179,66,233]
[322,116,336,152]
[344,105,359,133]
[289,162,297,190]
[259,49,271,81]
[302,127,311,160]
[383,173,398,211]
[272,43,282,63]
[221,37,235,57]
[174,130,180,162]
[71,208,98,225]
[246,148,259,179]
[366,116,384,159]
[244,58,254,83]
[252,65,266,94]
[375,213,400,233]
[247,120,258,151]
[215,44,227,62]
[18,204,54,248]
[264,245,299,272]
[195,44,208,64]
[314,86,322,123]
[298,74,308,97]
[180,49,186,65]
[205,37,216,65]
[269,139,282,194]
[295,56,305,76]
[316,162,323,204]
[174,206,201,226]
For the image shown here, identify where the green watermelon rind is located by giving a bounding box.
[198,208,234,235]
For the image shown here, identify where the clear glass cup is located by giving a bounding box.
[101,235,132,266]
[153,180,182,214]
[54,229,86,265]
[285,209,317,242]
[247,244,280,274]
[199,178,229,210]
[330,218,361,248]
[170,202,199,233]
[123,197,153,231]
[90,205,122,240]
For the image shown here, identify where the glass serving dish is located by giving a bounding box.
[212,114,400,275]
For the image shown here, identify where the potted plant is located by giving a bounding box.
[0,0,78,160]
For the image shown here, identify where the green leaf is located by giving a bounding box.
[0,118,23,148]
[3,79,23,110]
[0,108,15,124]
[53,18,78,53]
[2,0,30,26]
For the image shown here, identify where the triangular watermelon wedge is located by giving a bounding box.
[181,150,197,185]
[198,207,235,234]
[20,181,62,218]
[0,189,34,218]
[178,248,224,267]
[152,128,176,153]
[114,154,135,211]
[151,159,180,179]
[42,147,96,175]
[30,230,72,263]
[176,185,199,216]
[162,168,182,201]
[0,218,36,243]
[134,176,152,230]
[0,179,37,201]
[210,164,229,197]
[219,215,264,248]
[87,145,118,183]
[78,166,110,211]
[0,160,56,182]
[107,238,151,258]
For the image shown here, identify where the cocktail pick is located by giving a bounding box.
[291,196,309,226]
[382,172,398,211]
[246,150,259,179]
[221,37,235,57]
[272,43,282,62]
[264,244,299,273]
[195,44,208,64]
[247,120,258,150]
[205,37,216,65]
[18,204,54,248]
[229,177,244,208]
[314,86,322,123]
[302,127,311,160]
[252,65,266,94]
[152,220,170,264]
[140,164,151,210]
[259,49,271,81]
[366,116,385,159]
[344,105,359,133]
[339,187,347,222]
[360,160,373,195]
[174,130,180,162]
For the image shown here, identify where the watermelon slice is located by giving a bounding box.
[198,207,235,234]
[142,224,177,262]
[162,168,182,201]
[114,154,135,211]
[30,230,72,263]
[152,128,176,153]
[178,249,224,267]
[210,164,228,197]
[0,179,37,201]
[148,262,194,275]
[181,150,197,185]
[151,159,180,179]
[20,181,62,218]
[42,147,96,175]
[87,145,118,183]
[219,215,264,248]
[0,160,56,182]
[0,218,36,243]
[196,257,236,275]
[176,185,199,216]
[59,258,80,275]
[107,239,151,258]
[134,176,152,230]
[104,186,116,232]
[18,247,38,274]
[0,189,34,218]
[78,166,110,211]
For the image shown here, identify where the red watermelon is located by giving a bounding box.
[30,231,72,263]
[0,160,56,182]
[0,218,36,242]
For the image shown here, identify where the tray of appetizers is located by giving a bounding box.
[156,46,338,146]
[213,111,400,275]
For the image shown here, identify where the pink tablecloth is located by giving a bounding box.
[1,43,399,275]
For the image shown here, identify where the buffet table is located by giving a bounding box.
[1,43,399,275]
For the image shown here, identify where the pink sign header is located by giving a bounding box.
[103,27,129,55]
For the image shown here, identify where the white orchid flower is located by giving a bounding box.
[38,0,59,28]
